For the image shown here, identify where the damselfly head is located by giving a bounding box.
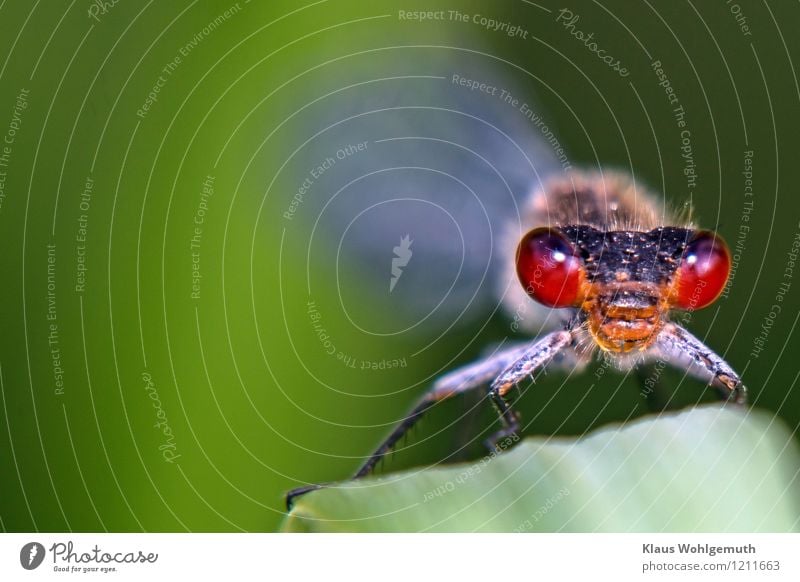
[513,174,731,354]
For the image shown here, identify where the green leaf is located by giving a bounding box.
[282,406,800,532]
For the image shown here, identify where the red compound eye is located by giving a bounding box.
[516,228,584,308]
[672,231,731,310]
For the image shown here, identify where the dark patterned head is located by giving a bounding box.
[516,226,731,352]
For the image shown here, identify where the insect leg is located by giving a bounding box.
[486,330,574,449]
[285,341,536,509]
[653,323,747,405]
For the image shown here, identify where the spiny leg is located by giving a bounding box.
[653,323,747,405]
[485,330,574,449]
[487,388,521,452]
[352,397,437,479]
[285,341,535,509]
[285,396,439,509]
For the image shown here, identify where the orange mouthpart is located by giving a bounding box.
[581,282,669,353]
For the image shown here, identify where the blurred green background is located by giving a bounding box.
[0,0,798,532]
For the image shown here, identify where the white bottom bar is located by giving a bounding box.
[1,533,798,581]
